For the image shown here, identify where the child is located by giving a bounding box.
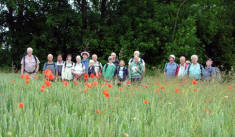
[115,60,128,86]
[102,56,116,82]
[88,60,98,77]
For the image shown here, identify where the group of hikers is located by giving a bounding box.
[21,47,220,86]
[21,48,145,86]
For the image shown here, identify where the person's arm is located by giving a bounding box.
[164,63,167,77]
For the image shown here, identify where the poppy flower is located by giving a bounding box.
[192,80,197,85]
[84,74,89,80]
[45,80,52,87]
[85,82,92,88]
[144,100,149,105]
[92,81,98,86]
[24,74,30,80]
[144,86,148,89]
[74,81,78,85]
[103,89,109,95]
[194,88,198,92]
[83,89,88,93]
[25,80,30,84]
[175,88,180,93]
[64,81,69,87]
[126,80,131,85]
[41,85,46,89]
[35,75,39,79]
[228,85,233,90]
[156,88,160,93]
[120,87,123,91]
[107,83,112,88]
[40,88,45,92]
[20,74,24,79]
[161,86,165,90]
[90,73,95,79]
[96,75,100,79]
[48,74,55,80]
[96,109,101,114]
[205,109,210,114]
[104,93,110,98]
[18,102,24,108]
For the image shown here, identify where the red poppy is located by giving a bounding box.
[18,102,24,108]
[228,85,233,90]
[103,89,109,95]
[107,83,112,88]
[35,75,39,79]
[126,80,131,85]
[45,80,52,87]
[194,88,198,92]
[20,74,24,79]
[74,81,78,85]
[205,109,210,114]
[41,85,46,89]
[96,75,100,79]
[90,73,95,79]
[24,74,30,80]
[161,86,165,90]
[144,100,149,105]
[192,80,197,85]
[48,74,55,80]
[92,81,98,86]
[120,87,123,91]
[85,82,92,88]
[40,88,45,92]
[84,74,89,80]
[144,86,148,89]
[96,109,101,114]
[104,93,110,98]
[25,80,30,84]
[64,81,69,87]
[175,88,180,93]
[156,88,160,93]
[83,89,88,93]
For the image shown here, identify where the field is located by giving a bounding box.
[0,73,234,137]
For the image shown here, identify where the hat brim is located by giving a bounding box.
[81,52,90,57]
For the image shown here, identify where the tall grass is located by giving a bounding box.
[0,73,234,137]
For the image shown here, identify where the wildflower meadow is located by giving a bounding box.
[0,72,234,137]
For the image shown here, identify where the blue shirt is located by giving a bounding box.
[82,59,90,73]
[43,62,58,75]
[164,62,178,78]
[203,67,215,80]
[188,63,203,80]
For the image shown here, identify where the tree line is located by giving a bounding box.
[0,0,234,71]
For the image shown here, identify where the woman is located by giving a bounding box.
[111,52,119,66]
[88,60,98,77]
[187,55,204,80]
[62,54,74,81]
[72,55,85,80]
[103,56,116,82]
[92,54,102,75]
[164,55,178,79]
[129,56,144,84]
[81,51,90,73]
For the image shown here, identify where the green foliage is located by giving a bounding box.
[0,0,234,70]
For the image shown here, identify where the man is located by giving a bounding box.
[164,55,178,79]
[128,51,146,72]
[111,52,119,66]
[56,54,64,79]
[92,54,102,74]
[21,47,40,79]
[81,51,90,73]
[43,54,58,80]
[203,58,216,80]
[129,56,144,84]
[187,55,204,80]
[102,56,116,82]
[175,56,188,79]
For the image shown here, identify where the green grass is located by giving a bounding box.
[0,73,234,137]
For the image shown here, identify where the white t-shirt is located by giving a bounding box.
[72,63,85,75]
[93,61,102,72]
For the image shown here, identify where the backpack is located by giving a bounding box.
[187,64,203,76]
[130,58,144,64]
[45,62,56,69]
[23,55,38,73]
[213,67,222,80]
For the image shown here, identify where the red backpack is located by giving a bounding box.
[175,64,188,76]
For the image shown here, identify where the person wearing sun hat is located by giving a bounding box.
[81,51,90,73]
[164,54,178,79]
